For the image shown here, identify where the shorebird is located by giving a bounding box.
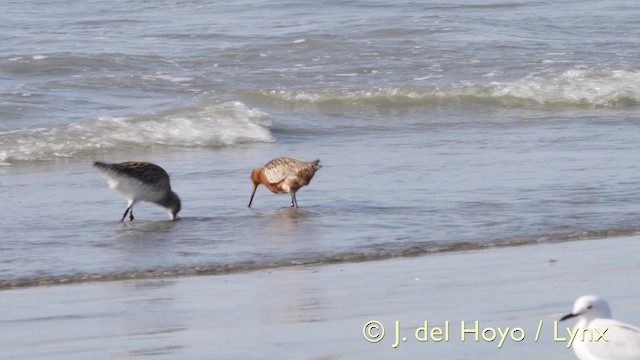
[560,295,640,360]
[248,157,321,208]
[93,161,181,221]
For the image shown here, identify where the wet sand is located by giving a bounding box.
[2,235,640,360]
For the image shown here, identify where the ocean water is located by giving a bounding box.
[2,0,640,288]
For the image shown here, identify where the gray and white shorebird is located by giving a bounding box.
[93,161,181,221]
[560,295,640,360]
[249,157,321,208]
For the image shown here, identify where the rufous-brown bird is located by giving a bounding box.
[248,157,321,208]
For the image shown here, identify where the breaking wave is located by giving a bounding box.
[0,101,273,162]
[252,69,640,109]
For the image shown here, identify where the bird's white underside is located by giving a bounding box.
[572,317,640,360]
[103,173,164,204]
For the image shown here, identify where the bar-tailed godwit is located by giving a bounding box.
[94,161,181,221]
[248,157,321,208]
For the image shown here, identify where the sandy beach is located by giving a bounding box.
[2,235,639,359]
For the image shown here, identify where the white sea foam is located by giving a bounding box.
[258,69,640,108]
[491,69,640,106]
[0,101,273,162]
[142,74,194,83]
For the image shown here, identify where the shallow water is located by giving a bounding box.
[2,0,640,288]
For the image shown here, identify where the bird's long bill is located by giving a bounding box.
[560,313,577,321]
[248,183,258,207]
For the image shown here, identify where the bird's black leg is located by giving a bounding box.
[121,206,132,222]
[291,193,298,208]
[129,208,135,221]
